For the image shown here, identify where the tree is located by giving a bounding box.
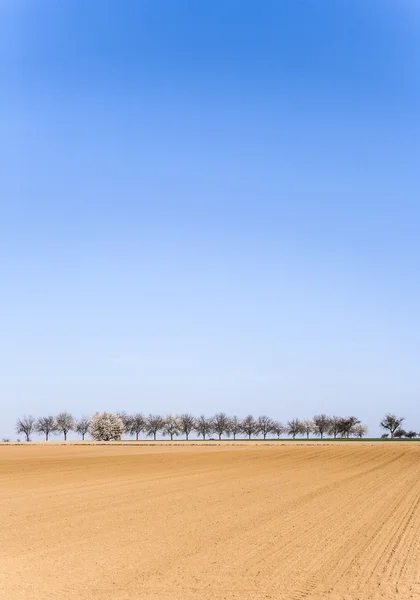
[287,419,303,439]
[194,415,213,440]
[301,419,314,440]
[405,431,417,439]
[90,411,124,441]
[75,416,90,440]
[117,412,131,436]
[56,412,75,441]
[162,415,180,440]
[15,415,36,442]
[229,416,242,440]
[241,415,257,440]
[257,415,274,440]
[127,413,145,440]
[212,412,229,440]
[313,414,330,439]
[179,413,195,440]
[380,414,405,439]
[353,424,368,438]
[271,420,285,439]
[328,416,341,439]
[394,428,407,439]
[144,414,164,440]
[36,416,57,441]
[338,416,361,438]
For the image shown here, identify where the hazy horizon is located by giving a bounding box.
[1,1,419,439]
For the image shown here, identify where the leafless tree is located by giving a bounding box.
[162,414,180,440]
[241,415,257,440]
[229,416,242,440]
[301,419,314,439]
[338,416,361,438]
[327,416,341,439]
[194,415,213,440]
[313,414,330,439]
[56,412,75,441]
[287,418,303,439]
[257,415,274,440]
[144,414,164,440]
[75,416,90,440]
[15,415,36,442]
[127,413,145,440]
[380,414,405,439]
[179,413,195,440]
[212,412,229,440]
[270,420,285,439]
[36,416,57,441]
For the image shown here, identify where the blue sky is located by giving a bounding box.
[1,0,419,438]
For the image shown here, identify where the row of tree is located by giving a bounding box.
[12,411,414,442]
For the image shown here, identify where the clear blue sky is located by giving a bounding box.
[1,0,419,438]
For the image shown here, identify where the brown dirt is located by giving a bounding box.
[1,442,420,599]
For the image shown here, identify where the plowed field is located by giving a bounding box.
[1,443,420,599]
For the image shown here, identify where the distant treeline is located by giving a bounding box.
[7,412,416,443]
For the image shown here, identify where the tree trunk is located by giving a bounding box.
[46,433,49,441]
[248,433,251,440]
[64,432,67,441]
[82,433,85,440]
[233,433,236,440]
[219,433,222,440]
[153,432,156,440]
[186,433,189,440]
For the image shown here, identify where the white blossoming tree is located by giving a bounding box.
[89,411,124,441]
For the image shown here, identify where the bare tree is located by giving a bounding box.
[301,419,314,439]
[36,416,57,441]
[257,415,274,440]
[212,412,229,440]
[229,416,242,440]
[179,413,195,440]
[75,416,90,440]
[380,414,405,439]
[313,414,330,439]
[328,416,341,439]
[56,412,75,441]
[241,415,257,440]
[194,415,213,440]
[16,415,36,442]
[127,413,145,440]
[287,418,303,439]
[338,416,360,438]
[353,424,368,438]
[271,420,285,439]
[144,414,164,440]
[162,415,180,440]
[90,411,124,441]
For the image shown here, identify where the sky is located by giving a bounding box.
[1,0,419,439]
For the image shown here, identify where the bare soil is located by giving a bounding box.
[1,442,420,599]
